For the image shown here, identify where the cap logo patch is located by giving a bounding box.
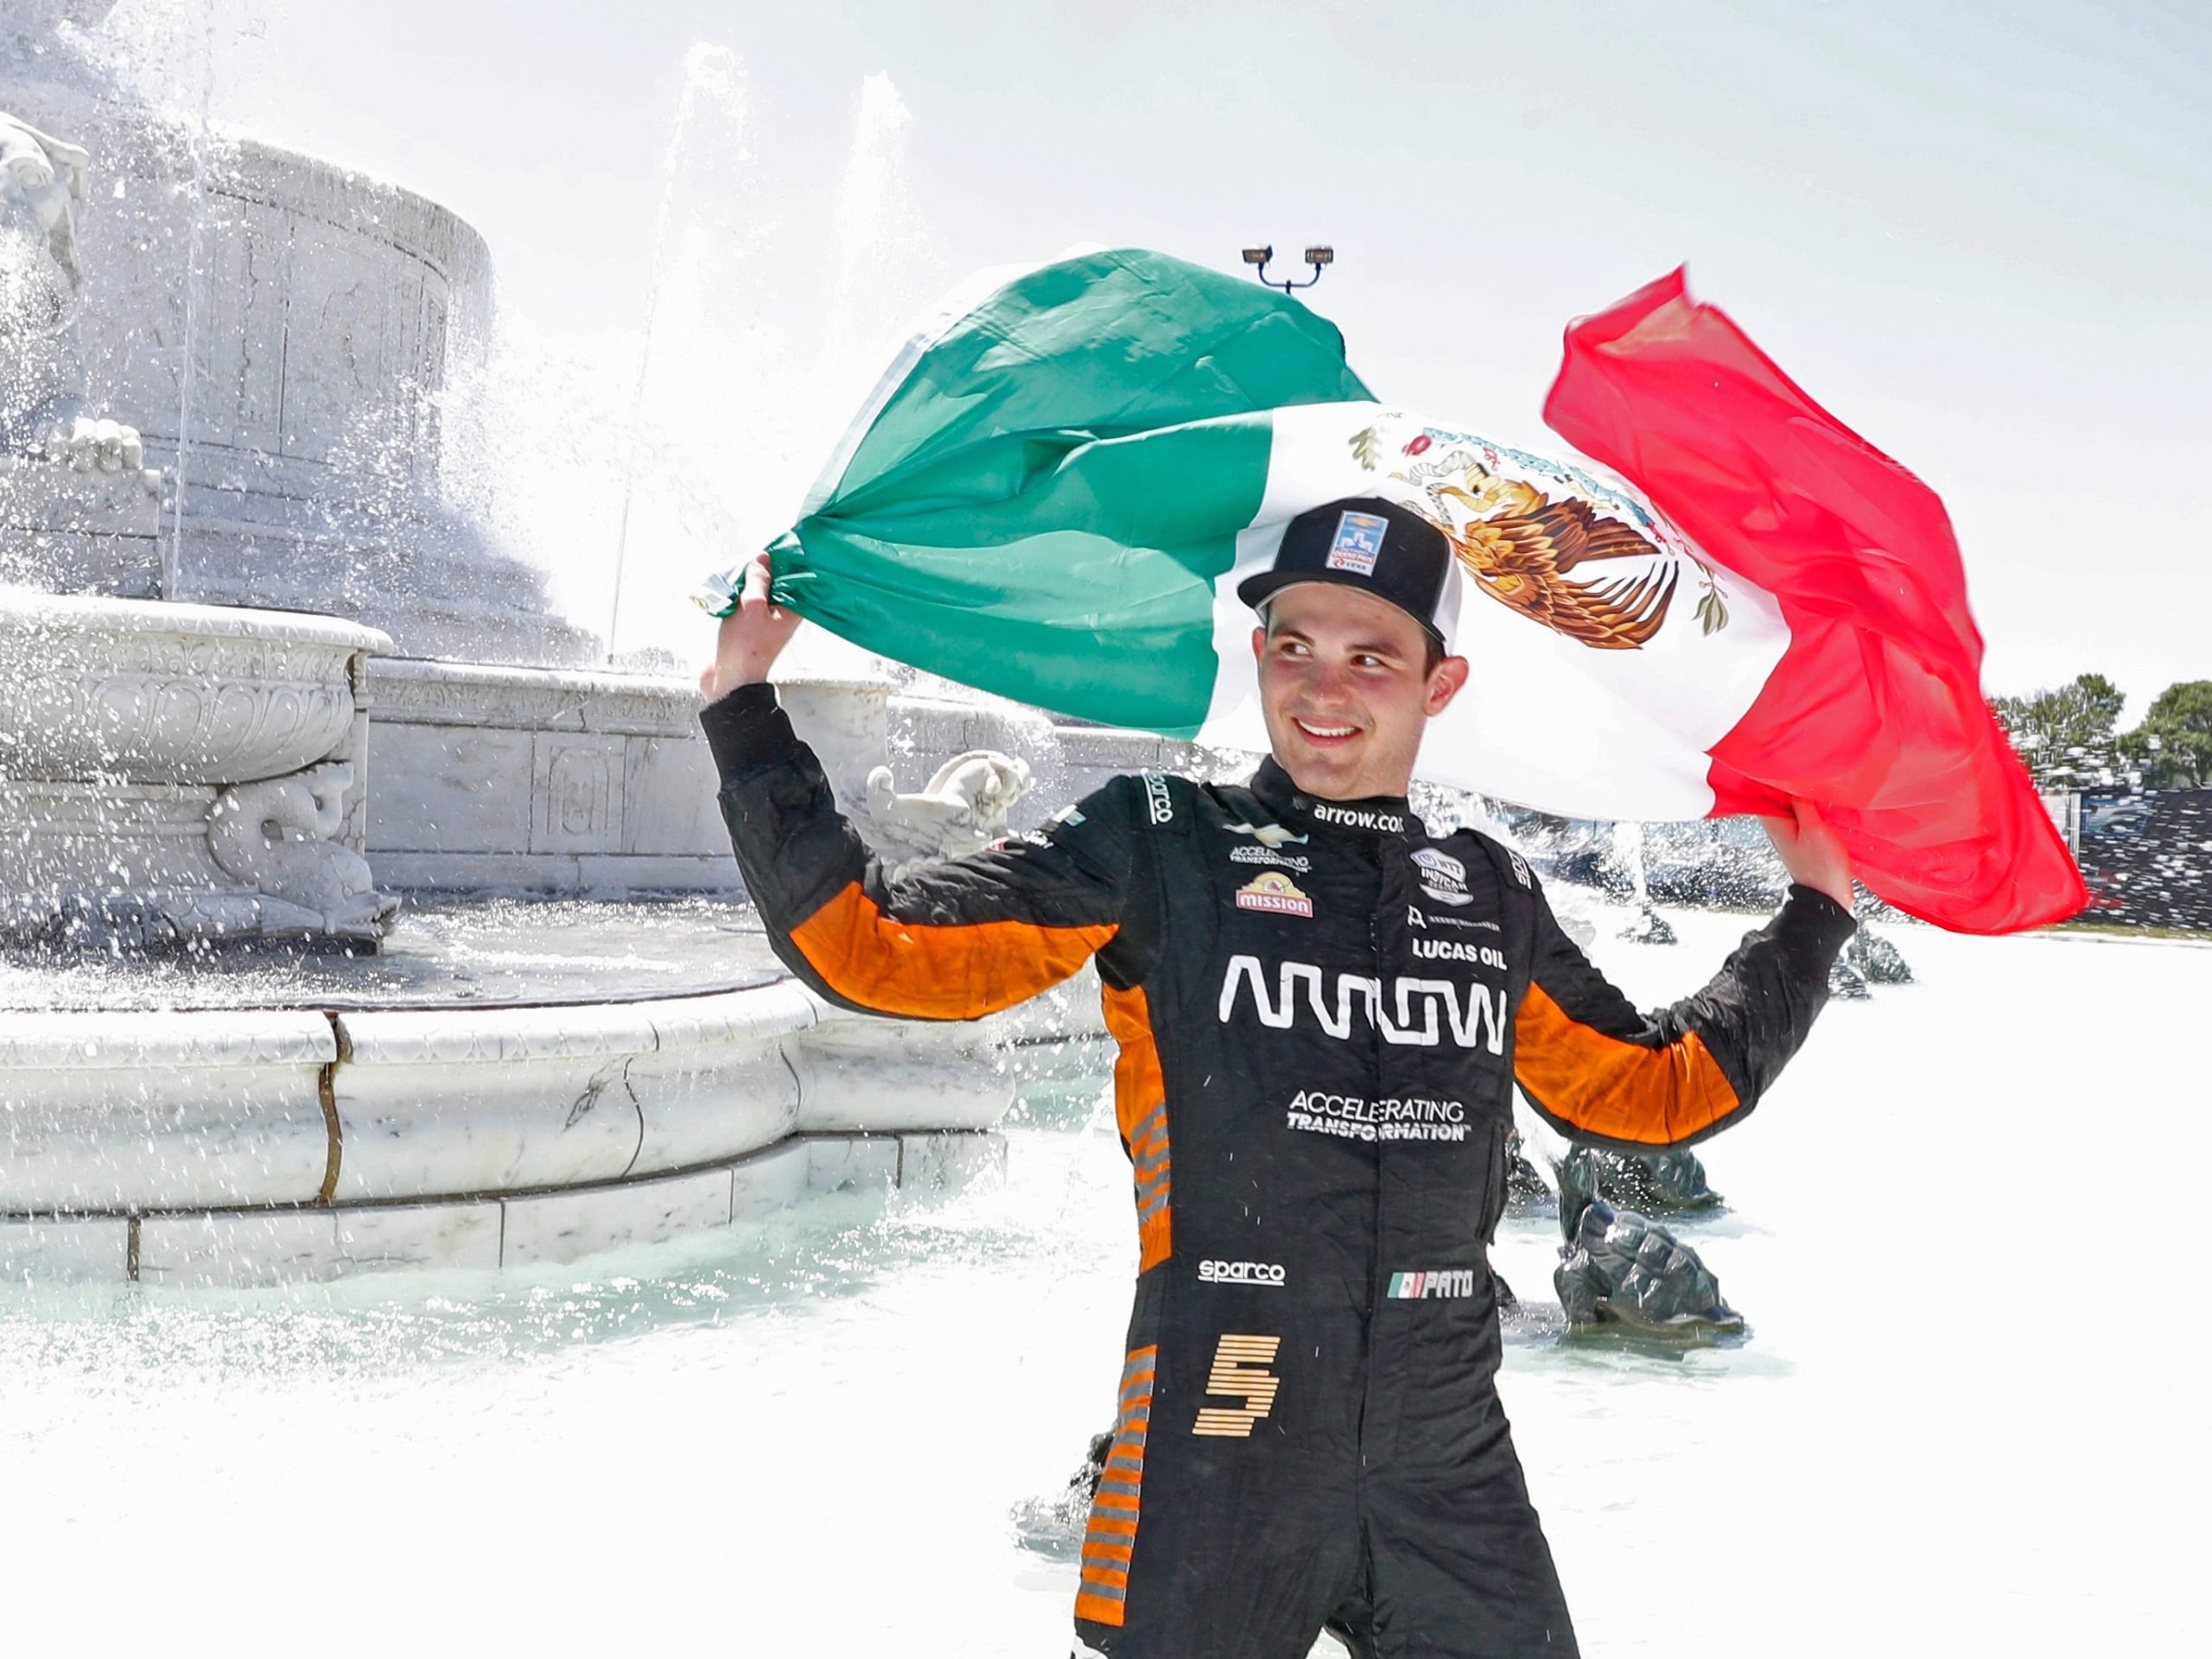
[1325,509,1388,575]
[1235,871,1314,918]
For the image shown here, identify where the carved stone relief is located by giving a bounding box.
[207,760,397,939]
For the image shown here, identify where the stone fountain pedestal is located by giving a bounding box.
[0,588,393,944]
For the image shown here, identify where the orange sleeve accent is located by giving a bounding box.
[788,880,1116,1020]
[1513,978,1740,1146]
[1102,985,1173,1272]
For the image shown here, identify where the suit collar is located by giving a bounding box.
[1250,757,1415,839]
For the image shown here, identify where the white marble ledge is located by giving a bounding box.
[899,1131,1008,1193]
[0,589,392,656]
[731,1141,811,1221]
[640,981,822,1052]
[335,1000,664,1066]
[329,1048,646,1202]
[0,1214,130,1283]
[137,1202,503,1287]
[366,658,705,736]
[625,1046,802,1179]
[334,980,823,1068]
[787,1014,1013,1135]
[499,1164,734,1268]
[1,1129,997,1284]
[0,1066,331,1213]
[804,1135,901,1195]
[0,1008,334,1071]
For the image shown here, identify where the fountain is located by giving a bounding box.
[0,10,1115,1284]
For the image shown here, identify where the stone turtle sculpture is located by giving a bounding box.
[1553,1197,1742,1340]
[1552,1142,1741,1339]
[1558,1142,1724,1215]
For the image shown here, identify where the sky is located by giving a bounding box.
[91,0,2212,715]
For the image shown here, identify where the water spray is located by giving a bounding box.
[607,41,745,664]
[162,0,219,601]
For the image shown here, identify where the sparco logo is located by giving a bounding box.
[1198,1259,1287,1286]
[1220,956,1508,1052]
[1311,802,1405,833]
[1142,772,1173,825]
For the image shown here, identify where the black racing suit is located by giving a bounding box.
[702,684,1853,1659]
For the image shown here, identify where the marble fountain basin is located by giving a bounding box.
[0,899,1112,1287]
[0,589,387,785]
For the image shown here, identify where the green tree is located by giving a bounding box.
[1989,673,2127,791]
[2118,680,2212,789]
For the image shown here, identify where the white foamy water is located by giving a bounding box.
[3,917,2202,1655]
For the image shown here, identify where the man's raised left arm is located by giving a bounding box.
[1512,805,1857,1151]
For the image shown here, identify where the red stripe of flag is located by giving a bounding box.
[1542,269,2085,935]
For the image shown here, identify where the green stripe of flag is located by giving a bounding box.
[768,249,1374,734]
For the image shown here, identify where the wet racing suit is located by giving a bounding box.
[702,684,1853,1659]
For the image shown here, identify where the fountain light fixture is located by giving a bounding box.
[1243,243,1334,296]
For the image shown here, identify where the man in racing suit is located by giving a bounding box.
[699,497,1856,1658]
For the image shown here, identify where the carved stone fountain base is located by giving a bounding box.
[0,960,1105,1287]
[0,588,396,945]
[0,781,378,946]
[363,664,899,897]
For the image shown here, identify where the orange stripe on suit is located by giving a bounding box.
[1077,1345,1157,1628]
[789,880,1117,1021]
[1103,984,1173,1271]
[1512,979,1740,1145]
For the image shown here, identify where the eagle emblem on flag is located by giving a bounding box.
[1350,419,1732,651]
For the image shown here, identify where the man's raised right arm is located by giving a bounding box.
[700,683,1143,1022]
[696,550,1146,1020]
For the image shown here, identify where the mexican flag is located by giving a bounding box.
[758,248,2082,935]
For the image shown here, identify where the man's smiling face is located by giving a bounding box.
[1252,582,1469,803]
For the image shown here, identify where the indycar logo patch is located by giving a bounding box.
[1411,847,1472,906]
[1235,872,1313,918]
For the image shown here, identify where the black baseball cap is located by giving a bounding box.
[1236,496,1458,648]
